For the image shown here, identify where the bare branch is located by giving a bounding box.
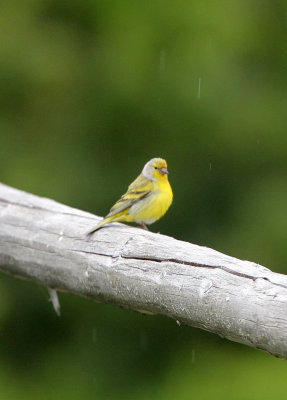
[1,182,287,359]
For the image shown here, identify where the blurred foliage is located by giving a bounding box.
[1,0,287,398]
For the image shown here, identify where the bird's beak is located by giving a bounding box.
[159,168,168,175]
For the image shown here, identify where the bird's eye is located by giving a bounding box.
[154,166,158,170]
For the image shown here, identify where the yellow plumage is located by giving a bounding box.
[88,158,173,233]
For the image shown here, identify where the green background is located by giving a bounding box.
[1,0,287,398]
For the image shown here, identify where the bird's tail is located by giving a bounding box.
[87,215,115,235]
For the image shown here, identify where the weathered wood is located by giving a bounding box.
[1,182,287,359]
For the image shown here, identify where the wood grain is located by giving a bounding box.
[1,182,287,358]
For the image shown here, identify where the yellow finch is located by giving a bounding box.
[88,157,173,233]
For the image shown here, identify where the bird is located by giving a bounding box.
[88,157,173,234]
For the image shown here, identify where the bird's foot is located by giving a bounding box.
[140,222,149,231]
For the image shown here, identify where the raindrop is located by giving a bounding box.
[197,78,202,99]
[191,349,195,363]
[159,49,166,73]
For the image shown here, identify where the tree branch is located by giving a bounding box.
[1,182,287,359]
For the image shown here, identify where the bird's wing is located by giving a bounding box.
[127,174,151,191]
[105,175,153,218]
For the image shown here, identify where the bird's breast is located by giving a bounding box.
[129,180,173,224]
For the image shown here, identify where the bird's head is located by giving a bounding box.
[142,158,169,181]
